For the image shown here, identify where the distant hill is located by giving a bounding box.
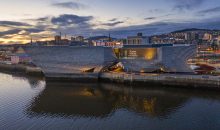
[171,28,220,33]
[86,36,117,41]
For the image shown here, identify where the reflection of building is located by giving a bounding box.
[127,33,149,45]
[27,83,113,117]
[27,82,189,118]
[101,84,189,117]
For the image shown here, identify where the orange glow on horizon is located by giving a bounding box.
[0,33,54,44]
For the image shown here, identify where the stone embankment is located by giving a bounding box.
[1,63,220,89]
[0,63,43,76]
[99,72,220,89]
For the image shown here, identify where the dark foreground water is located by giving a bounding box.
[1,72,220,130]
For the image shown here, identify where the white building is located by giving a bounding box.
[126,33,149,45]
[203,33,212,41]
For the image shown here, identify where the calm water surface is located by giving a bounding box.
[1,72,220,130]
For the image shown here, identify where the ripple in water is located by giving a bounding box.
[1,72,220,130]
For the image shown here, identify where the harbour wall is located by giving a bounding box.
[99,72,220,89]
[1,63,220,89]
[0,63,43,76]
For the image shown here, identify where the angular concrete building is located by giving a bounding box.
[24,44,196,80]
[117,44,196,73]
[25,46,117,81]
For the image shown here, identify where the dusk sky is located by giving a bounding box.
[1,0,220,44]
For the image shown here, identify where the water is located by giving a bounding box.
[1,72,220,130]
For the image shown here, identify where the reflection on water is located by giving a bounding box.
[1,72,220,130]
[28,82,188,119]
[28,82,113,118]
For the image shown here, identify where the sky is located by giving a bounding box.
[1,0,220,44]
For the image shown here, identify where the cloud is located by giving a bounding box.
[149,9,163,13]
[108,17,220,38]
[109,18,118,22]
[172,0,205,11]
[0,29,21,36]
[144,17,157,20]
[51,14,93,26]
[0,14,96,44]
[144,14,173,21]
[101,21,124,26]
[2,10,220,44]
[49,14,96,36]
[0,19,50,44]
[36,17,50,22]
[25,28,45,33]
[52,1,85,10]
[197,6,220,16]
[0,21,30,27]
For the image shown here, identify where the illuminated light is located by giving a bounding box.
[128,50,138,57]
[140,69,145,73]
[114,48,119,53]
[144,48,157,60]
[81,67,95,73]
[160,67,165,72]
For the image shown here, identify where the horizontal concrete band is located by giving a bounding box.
[100,72,220,88]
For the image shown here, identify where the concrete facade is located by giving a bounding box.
[24,46,117,79]
[24,44,196,80]
[118,44,196,73]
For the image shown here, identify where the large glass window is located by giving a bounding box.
[117,48,158,60]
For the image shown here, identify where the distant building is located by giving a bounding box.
[105,41,123,48]
[185,33,190,41]
[184,32,199,41]
[10,47,31,64]
[71,37,76,41]
[211,38,220,50]
[75,36,84,42]
[203,33,212,41]
[127,33,149,45]
[92,40,106,46]
[55,35,62,44]
[90,36,112,46]
[11,54,31,64]
[218,35,220,41]
[14,47,25,54]
[71,36,84,42]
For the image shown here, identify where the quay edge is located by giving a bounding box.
[1,63,220,90]
[0,63,43,76]
[99,72,220,89]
